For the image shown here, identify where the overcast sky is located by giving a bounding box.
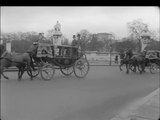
[1,7,159,40]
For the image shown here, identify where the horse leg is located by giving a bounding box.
[18,66,25,81]
[30,56,36,71]
[19,68,25,80]
[27,65,33,80]
[18,68,22,81]
[139,62,145,74]
[2,73,9,80]
[119,61,123,71]
[142,63,146,73]
[126,64,129,74]
[139,64,143,74]
[1,71,9,80]
[0,67,9,80]
[131,62,136,72]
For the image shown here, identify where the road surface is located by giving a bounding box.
[1,66,159,120]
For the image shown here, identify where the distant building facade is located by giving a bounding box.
[95,33,115,42]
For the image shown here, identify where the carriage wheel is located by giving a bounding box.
[40,63,55,81]
[60,66,74,76]
[74,58,90,78]
[150,63,159,74]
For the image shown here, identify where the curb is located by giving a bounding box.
[110,88,160,120]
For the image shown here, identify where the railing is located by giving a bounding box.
[86,51,120,66]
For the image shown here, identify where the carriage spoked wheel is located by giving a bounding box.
[150,63,159,74]
[60,66,74,76]
[74,58,90,78]
[40,63,55,81]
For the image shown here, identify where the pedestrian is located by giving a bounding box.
[115,55,118,64]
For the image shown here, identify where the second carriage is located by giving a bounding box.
[128,50,160,74]
[30,43,90,80]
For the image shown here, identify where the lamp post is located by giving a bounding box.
[109,45,112,66]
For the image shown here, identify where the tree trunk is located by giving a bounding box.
[138,39,141,53]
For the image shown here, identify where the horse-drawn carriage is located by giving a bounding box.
[28,43,90,80]
[119,50,160,74]
[145,50,160,74]
[0,40,90,80]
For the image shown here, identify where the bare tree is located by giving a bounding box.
[77,29,92,51]
[127,19,149,52]
[149,29,160,41]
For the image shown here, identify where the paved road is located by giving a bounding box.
[1,66,159,120]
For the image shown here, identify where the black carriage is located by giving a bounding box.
[31,43,90,80]
[128,51,160,74]
[145,50,160,74]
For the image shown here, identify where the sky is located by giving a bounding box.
[1,7,159,40]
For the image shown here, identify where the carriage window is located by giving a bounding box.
[64,47,71,57]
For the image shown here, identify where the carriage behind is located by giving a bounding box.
[129,50,160,74]
[30,43,90,80]
[145,50,160,74]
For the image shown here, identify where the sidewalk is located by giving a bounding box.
[110,88,160,120]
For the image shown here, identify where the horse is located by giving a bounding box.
[119,50,138,74]
[130,53,146,74]
[119,54,134,74]
[0,46,34,80]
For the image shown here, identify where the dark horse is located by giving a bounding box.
[119,50,147,74]
[131,52,147,74]
[119,51,134,74]
[0,44,34,80]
